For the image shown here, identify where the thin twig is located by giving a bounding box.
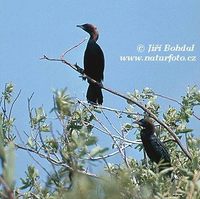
[8,89,21,120]
[101,109,130,167]
[87,143,133,161]
[61,38,87,59]
[15,129,100,179]
[77,100,143,117]
[15,126,52,178]
[78,100,131,168]
[27,92,34,128]
[81,118,140,145]
[0,176,14,199]
[101,110,121,137]
[154,92,200,121]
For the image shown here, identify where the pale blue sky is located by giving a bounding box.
[0,1,200,185]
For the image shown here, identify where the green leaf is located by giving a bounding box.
[35,107,46,123]
[0,116,5,161]
[40,124,50,132]
[122,123,133,132]
[54,88,74,117]
[27,137,34,148]
[3,83,14,103]
[20,166,39,190]
[85,136,98,146]
[90,146,109,157]
[3,142,15,189]
[176,128,193,134]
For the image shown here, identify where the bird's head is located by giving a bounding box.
[136,118,155,132]
[77,23,99,40]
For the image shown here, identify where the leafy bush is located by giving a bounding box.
[0,83,199,199]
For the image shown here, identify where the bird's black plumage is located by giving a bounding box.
[77,24,104,104]
[137,118,172,172]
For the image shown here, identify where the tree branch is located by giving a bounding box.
[153,92,200,121]
[61,38,87,59]
[41,55,192,161]
[0,176,14,199]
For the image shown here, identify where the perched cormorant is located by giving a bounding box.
[77,23,104,104]
[136,118,172,173]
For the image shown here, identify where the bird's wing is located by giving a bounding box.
[84,41,104,82]
[149,135,171,164]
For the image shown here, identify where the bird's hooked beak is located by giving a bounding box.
[133,119,144,127]
[133,120,141,125]
[77,24,84,30]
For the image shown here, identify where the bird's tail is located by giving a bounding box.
[159,162,174,180]
[86,84,103,105]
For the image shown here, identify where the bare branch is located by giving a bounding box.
[15,127,100,179]
[41,53,192,160]
[78,100,131,168]
[154,92,200,121]
[61,38,87,59]
[77,99,144,117]
[0,176,14,199]
[8,89,21,120]
[15,126,52,178]
[87,142,133,161]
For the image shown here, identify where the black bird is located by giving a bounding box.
[136,118,172,173]
[77,23,104,104]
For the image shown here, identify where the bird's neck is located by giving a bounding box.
[142,126,155,136]
[89,32,99,42]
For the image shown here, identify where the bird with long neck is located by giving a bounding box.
[136,118,172,175]
[77,23,104,104]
